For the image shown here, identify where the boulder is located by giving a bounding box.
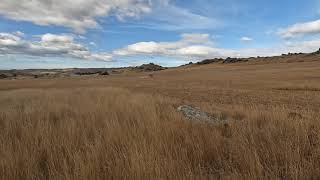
[136,63,166,71]
[197,58,223,65]
[99,71,110,76]
[177,105,229,125]
[0,74,8,79]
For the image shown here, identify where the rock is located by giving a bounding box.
[72,68,110,76]
[197,58,223,65]
[223,57,242,64]
[0,74,8,79]
[110,70,122,75]
[136,63,166,71]
[177,105,229,124]
[99,71,110,76]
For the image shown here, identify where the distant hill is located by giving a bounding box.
[0,63,167,80]
[1,49,320,80]
[184,49,320,67]
[133,63,167,72]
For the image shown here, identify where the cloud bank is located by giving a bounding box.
[0,32,112,61]
[0,0,167,33]
[278,19,320,38]
[113,33,320,59]
[113,33,216,57]
[2,32,320,64]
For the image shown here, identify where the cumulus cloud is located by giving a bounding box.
[0,33,22,46]
[278,19,320,38]
[0,32,112,61]
[3,31,320,63]
[113,33,243,59]
[0,0,166,33]
[112,33,320,60]
[14,31,24,37]
[240,36,253,42]
[113,33,215,57]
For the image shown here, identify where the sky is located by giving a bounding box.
[1,0,320,69]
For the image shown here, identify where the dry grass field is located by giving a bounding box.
[1,60,320,179]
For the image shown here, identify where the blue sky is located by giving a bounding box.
[1,0,320,69]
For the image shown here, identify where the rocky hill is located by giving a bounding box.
[184,49,320,67]
[133,63,167,71]
[1,50,320,80]
[0,63,167,80]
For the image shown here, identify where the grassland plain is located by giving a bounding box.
[0,60,320,179]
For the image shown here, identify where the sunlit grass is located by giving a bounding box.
[0,88,319,179]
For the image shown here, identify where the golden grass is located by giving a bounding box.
[0,87,320,179]
[1,61,320,179]
[274,86,320,92]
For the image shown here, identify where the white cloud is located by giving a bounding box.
[282,39,320,53]
[0,0,166,33]
[0,33,22,46]
[3,31,320,64]
[112,33,320,60]
[113,33,214,57]
[0,32,112,61]
[113,33,241,59]
[278,19,320,38]
[41,33,74,44]
[240,36,253,42]
[181,33,211,44]
[175,46,234,58]
[14,31,24,37]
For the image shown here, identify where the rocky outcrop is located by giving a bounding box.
[223,57,248,64]
[136,63,166,71]
[196,58,223,65]
[0,74,8,79]
[194,57,248,65]
[177,105,230,125]
[99,71,110,76]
